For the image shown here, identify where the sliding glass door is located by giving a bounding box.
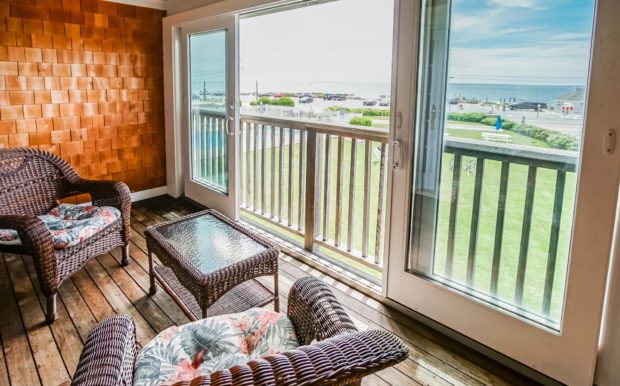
[182,16,240,219]
[386,0,619,384]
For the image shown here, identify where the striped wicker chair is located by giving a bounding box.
[0,148,132,323]
[71,277,409,386]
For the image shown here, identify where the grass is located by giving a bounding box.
[231,123,575,324]
[447,119,485,126]
[446,128,550,148]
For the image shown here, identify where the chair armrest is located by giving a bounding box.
[287,277,357,345]
[71,315,137,386]
[70,178,131,210]
[70,179,131,241]
[172,330,409,386]
[0,215,57,294]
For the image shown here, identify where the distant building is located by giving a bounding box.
[554,88,585,115]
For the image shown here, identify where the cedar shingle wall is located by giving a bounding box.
[0,0,166,192]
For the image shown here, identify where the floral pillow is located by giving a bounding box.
[133,308,300,386]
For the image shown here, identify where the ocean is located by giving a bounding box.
[446,83,581,105]
[239,81,583,105]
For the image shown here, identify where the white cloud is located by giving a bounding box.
[449,44,591,85]
[487,0,545,10]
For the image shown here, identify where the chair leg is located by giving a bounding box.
[46,294,57,324]
[121,244,130,266]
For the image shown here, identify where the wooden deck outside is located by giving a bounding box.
[0,195,538,386]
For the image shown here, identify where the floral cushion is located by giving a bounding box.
[133,308,300,386]
[0,204,121,250]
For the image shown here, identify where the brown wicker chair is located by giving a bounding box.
[71,277,409,386]
[0,148,132,323]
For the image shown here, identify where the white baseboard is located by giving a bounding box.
[131,186,169,202]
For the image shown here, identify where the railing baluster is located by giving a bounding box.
[221,120,228,187]
[214,118,224,185]
[491,161,510,295]
[203,116,209,180]
[245,121,251,207]
[199,113,205,180]
[374,142,387,264]
[278,127,284,222]
[261,124,266,215]
[322,135,332,241]
[298,130,306,230]
[335,137,345,246]
[253,123,258,211]
[191,111,196,175]
[347,139,357,252]
[218,117,223,185]
[288,128,294,227]
[543,170,566,315]
[466,158,484,286]
[270,125,276,217]
[208,117,217,181]
[445,154,462,277]
[515,166,538,304]
[362,140,372,258]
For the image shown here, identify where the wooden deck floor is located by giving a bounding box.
[0,195,538,386]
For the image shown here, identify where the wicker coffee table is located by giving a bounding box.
[145,209,279,320]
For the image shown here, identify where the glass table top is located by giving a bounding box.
[156,213,268,274]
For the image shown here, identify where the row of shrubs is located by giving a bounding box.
[447,113,578,151]
[327,106,390,116]
[349,117,373,127]
[250,96,295,107]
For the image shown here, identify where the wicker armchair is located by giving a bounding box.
[71,277,409,386]
[0,148,131,323]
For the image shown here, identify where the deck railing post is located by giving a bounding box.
[304,130,318,251]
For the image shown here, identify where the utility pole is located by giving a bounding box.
[255,80,259,100]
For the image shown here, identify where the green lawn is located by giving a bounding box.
[446,128,550,147]
[236,124,575,323]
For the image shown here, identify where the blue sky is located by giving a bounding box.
[448,0,595,85]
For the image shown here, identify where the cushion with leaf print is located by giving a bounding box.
[0,203,121,249]
[133,308,300,386]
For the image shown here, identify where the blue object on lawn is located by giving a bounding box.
[496,115,503,131]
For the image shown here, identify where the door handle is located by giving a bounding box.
[224,116,235,136]
[391,141,402,169]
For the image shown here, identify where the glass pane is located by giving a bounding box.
[409,0,594,329]
[190,30,228,193]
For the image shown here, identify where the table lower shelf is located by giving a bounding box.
[153,265,276,320]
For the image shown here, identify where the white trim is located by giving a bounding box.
[131,186,169,202]
[105,0,167,10]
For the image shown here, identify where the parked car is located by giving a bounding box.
[363,99,377,106]
[299,95,314,104]
[379,98,390,106]
[324,94,347,101]
[509,102,547,111]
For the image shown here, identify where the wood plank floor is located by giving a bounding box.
[0,195,539,386]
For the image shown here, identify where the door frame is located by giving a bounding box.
[384,0,620,384]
